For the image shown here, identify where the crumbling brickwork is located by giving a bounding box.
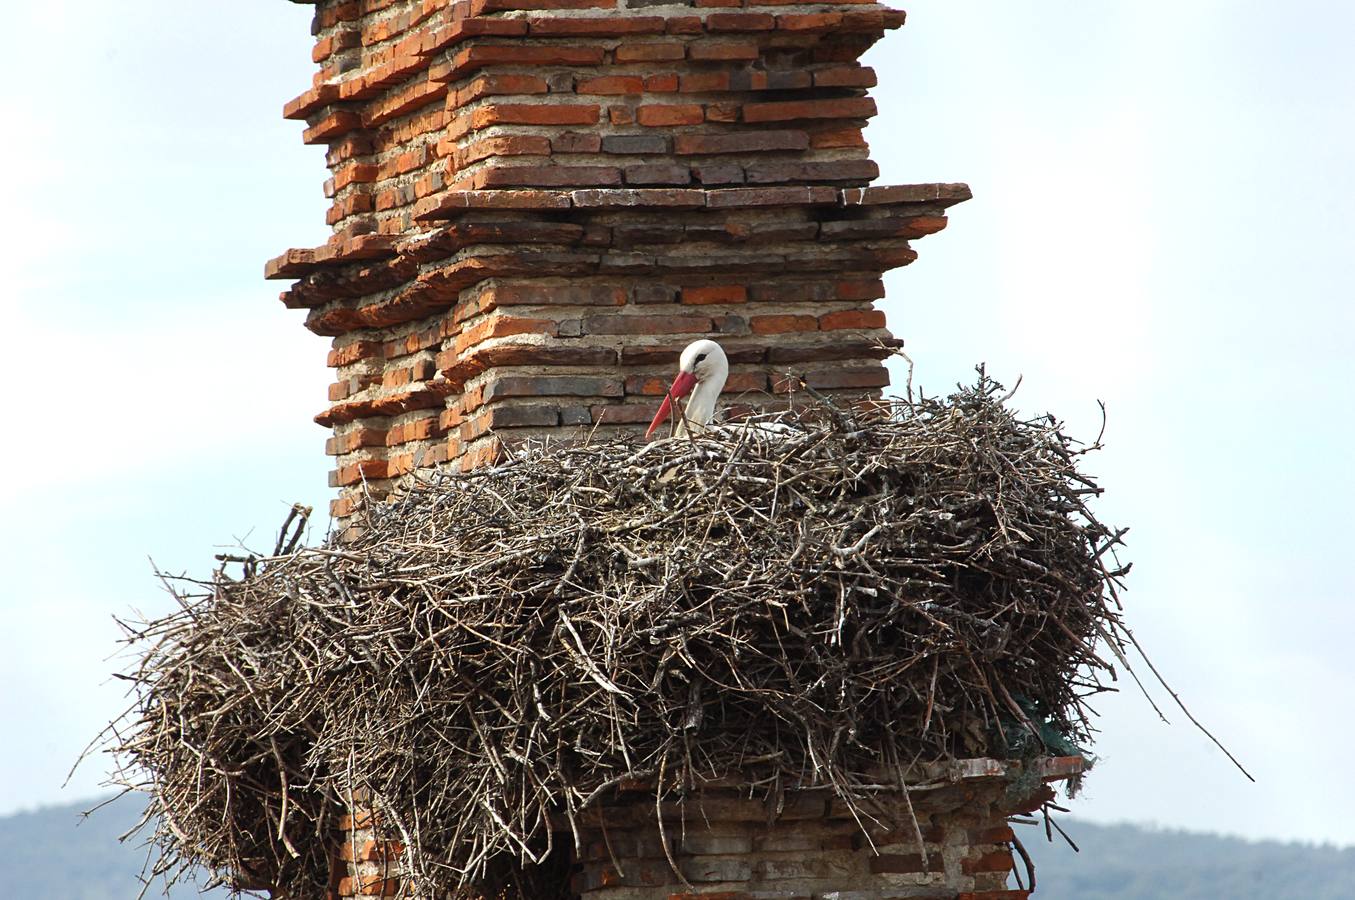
[271,0,969,520]
[329,757,1089,899]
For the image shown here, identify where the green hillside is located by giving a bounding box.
[5,795,1353,898]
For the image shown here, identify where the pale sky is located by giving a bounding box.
[2,0,1352,847]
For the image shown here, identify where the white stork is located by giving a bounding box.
[645,339,729,439]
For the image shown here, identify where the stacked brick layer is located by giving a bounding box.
[274,0,969,519]
[329,757,1087,899]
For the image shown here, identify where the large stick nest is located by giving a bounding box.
[105,376,1132,899]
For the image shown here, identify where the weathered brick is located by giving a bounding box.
[674,130,809,155]
[637,104,705,126]
[484,375,623,401]
[751,314,817,334]
[813,64,878,88]
[681,285,746,304]
[645,73,680,92]
[819,308,886,330]
[687,41,760,62]
[487,283,627,306]
[869,853,944,874]
[602,134,671,154]
[624,164,693,185]
[614,42,687,63]
[476,166,623,188]
[744,159,879,184]
[706,12,775,31]
[471,103,601,128]
[584,315,712,335]
[527,15,665,36]
[963,849,1016,875]
[541,135,595,158]
[743,97,878,123]
[576,75,646,95]
[486,404,562,428]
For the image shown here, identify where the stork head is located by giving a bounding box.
[645,339,729,438]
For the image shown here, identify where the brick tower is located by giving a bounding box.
[270,0,972,522]
[270,0,1084,897]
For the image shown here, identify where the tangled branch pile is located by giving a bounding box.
[105,376,1131,898]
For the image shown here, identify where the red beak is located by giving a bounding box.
[646,370,697,438]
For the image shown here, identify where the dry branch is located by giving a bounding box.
[99,375,1130,898]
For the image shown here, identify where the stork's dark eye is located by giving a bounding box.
[694,353,707,363]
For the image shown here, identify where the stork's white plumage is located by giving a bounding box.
[645,339,729,439]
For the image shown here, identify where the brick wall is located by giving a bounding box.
[272,0,969,520]
[263,3,1072,897]
[327,757,1089,898]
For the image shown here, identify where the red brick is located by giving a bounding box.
[330,459,392,487]
[970,825,1017,844]
[813,64,877,87]
[486,283,627,307]
[819,309,886,330]
[645,73,680,92]
[963,849,1016,875]
[614,43,686,63]
[455,315,558,353]
[688,41,760,61]
[743,97,877,123]
[473,0,615,12]
[471,103,601,128]
[528,16,665,36]
[704,102,740,123]
[706,185,837,207]
[706,13,775,31]
[327,341,382,367]
[681,285,746,304]
[836,279,886,300]
[453,135,552,170]
[666,15,705,34]
[439,45,606,80]
[809,126,867,149]
[679,72,730,93]
[553,132,604,153]
[776,12,844,32]
[637,104,705,126]
[576,75,645,95]
[751,314,817,334]
[454,73,550,106]
[303,110,361,144]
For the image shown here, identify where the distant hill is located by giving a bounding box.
[4,795,1353,898]
[3,794,228,899]
[1022,817,1355,899]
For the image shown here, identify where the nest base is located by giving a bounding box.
[336,757,1085,899]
